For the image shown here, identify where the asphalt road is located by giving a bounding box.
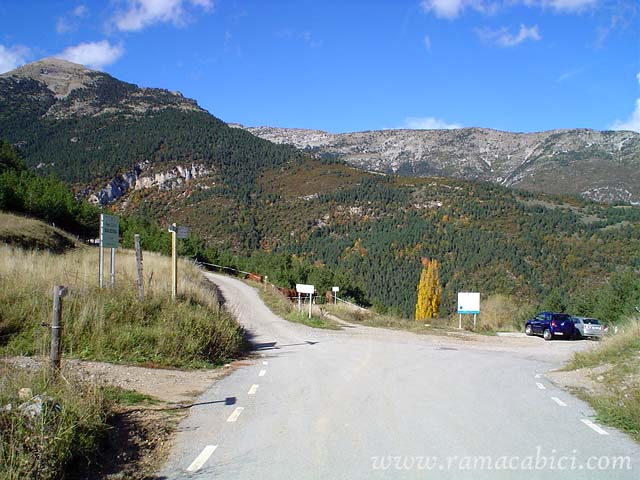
[158,273,640,479]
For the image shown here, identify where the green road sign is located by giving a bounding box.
[100,214,119,248]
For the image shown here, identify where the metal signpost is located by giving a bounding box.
[169,224,189,300]
[99,214,119,288]
[332,286,340,305]
[296,284,315,319]
[457,292,480,329]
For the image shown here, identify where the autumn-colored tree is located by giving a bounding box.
[415,258,443,320]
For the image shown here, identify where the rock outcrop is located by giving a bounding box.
[88,164,211,205]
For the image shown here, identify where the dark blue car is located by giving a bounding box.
[525,312,575,341]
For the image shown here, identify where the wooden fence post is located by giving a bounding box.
[50,285,67,375]
[134,234,144,301]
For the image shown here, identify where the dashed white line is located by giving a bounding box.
[262,361,269,365]
[551,396,567,407]
[536,382,546,390]
[227,407,244,422]
[259,369,266,377]
[581,419,609,435]
[186,445,217,472]
[248,384,259,395]
[535,373,542,379]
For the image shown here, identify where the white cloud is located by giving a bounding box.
[610,73,640,133]
[73,5,89,16]
[56,4,89,34]
[114,0,213,32]
[476,24,541,47]
[404,116,462,130]
[57,41,124,70]
[420,0,500,18]
[0,44,30,73]
[542,0,598,12]
[556,66,585,83]
[423,34,432,52]
[420,0,465,18]
[420,0,598,18]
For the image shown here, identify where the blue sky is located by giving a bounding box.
[1,0,638,133]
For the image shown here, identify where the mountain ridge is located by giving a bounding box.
[234,124,640,204]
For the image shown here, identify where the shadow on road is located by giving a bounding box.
[250,340,319,350]
[244,329,320,351]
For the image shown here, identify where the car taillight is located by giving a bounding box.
[551,321,557,328]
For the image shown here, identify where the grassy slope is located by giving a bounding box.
[0,214,248,479]
[0,211,79,253]
[0,243,245,368]
[566,320,640,442]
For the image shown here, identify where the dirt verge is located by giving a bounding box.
[2,356,250,479]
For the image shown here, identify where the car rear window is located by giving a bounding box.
[583,318,600,324]
[553,314,572,322]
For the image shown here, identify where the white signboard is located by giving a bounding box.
[332,286,340,292]
[100,214,119,248]
[458,292,480,314]
[177,226,189,239]
[296,284,315,294]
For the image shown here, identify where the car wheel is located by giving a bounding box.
[573,330,582,340]
[543,329,553,341]
[525,325,533,336]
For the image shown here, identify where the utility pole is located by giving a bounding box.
[50,285,67,375]
[134,234,144,301]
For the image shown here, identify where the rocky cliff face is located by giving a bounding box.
[237,125,640,204]
[88,163,212,205]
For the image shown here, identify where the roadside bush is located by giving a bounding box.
[476,294,526,332]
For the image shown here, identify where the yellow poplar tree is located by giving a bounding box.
[415,258,442,320]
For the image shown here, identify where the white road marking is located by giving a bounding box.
[227,407,244,423]
[551,396,567,407]
[248,384,259,395]
[186,445,217,472]
[259,369,266,377]
[262,361,268,365]
[581,419,609,435]
[535,373,542,379]
[536,382,546,390]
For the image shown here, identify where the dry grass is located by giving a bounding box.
[475,294,530,332]
[565,318,640,442]
[0,244,245,368]
[0,212,78,253]
[0,364,109,480]
[255,283,341,330]
[326,295,528,335]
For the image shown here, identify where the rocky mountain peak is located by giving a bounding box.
[1,58,203,120]
[1,57,97,98]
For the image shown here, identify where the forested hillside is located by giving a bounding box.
[0,59,304,199]
[127,159,640,320]
[2,59,639,322]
